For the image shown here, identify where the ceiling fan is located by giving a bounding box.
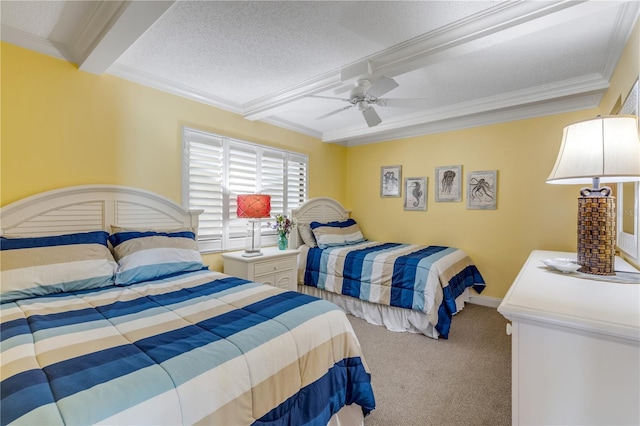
[308,76,428,128]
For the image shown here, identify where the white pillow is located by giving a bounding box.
[297,224,317,248]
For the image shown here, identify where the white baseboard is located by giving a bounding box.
[467,294,502,309]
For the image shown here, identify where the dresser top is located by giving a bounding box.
[498,250,640,342]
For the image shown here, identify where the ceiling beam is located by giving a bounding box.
[77,1,175,75]
[241,0,615,122]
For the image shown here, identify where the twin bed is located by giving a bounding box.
[0,186,375,425]
[290,197,486,340]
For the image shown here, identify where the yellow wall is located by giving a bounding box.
[345,19,640,299]
[345,114,585,299]
[0,42,347,270]
[2,16,638,298]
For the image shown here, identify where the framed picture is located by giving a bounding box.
[404,177,427,211]
[467,170,497,210]
[380,165,402,197]
[435,165,462,202]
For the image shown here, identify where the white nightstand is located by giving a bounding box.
[222,247,300,291]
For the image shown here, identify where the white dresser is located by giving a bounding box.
[222,247,300,291]
[498,250,640,426]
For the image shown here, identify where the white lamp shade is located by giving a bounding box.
[546,115,640,185]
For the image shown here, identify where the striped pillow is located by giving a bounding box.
[0,231,117,303]
[310,219,366,249]
[109,229,207,285]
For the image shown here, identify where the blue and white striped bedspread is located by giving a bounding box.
[300,242,485,338]
[1,270,375,425]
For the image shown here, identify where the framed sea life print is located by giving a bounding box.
[435,165,462,202]
[467,170,497,210]
[380,165,402,197]
[404,177,427,211]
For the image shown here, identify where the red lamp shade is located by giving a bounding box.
[236,194,271,219]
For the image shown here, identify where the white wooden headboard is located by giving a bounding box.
[0,185,202,237]
[289,197,350,249]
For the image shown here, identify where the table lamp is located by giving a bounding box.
[237,194,271,257]
[546,115,640,275]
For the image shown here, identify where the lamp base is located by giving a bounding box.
[243,219,263,257]
[577,193,616,276]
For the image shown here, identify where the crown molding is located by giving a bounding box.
[246,86,605,148]
[259,117,323,141]
[107,63,243,113]
[332,92,605,147]
[0,24,69,61]
[320,74,608,145]
[242,71,343,121]
[599,1,640,80]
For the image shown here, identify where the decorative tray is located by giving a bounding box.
[541,258,580,273]
[541,258,640,283]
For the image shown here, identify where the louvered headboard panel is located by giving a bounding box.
[289,197,350,249]
[1,185,202,237]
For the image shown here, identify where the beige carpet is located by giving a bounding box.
[348,304,511,426]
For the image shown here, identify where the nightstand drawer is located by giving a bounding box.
[254,257,296,276]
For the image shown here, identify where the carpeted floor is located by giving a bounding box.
[348,303,512,426]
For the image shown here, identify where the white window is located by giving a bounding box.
[182,127,308,253]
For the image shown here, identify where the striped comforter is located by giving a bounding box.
[1,270,375,425]
[299,242,485,338]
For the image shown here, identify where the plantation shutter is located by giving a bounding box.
[287,153,308,211]
[226,142,259,248]
[183,127,308,253]
[262,149,285,236]
[183,128,224,252]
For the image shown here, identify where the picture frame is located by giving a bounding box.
[467,170,497,210]
[404,177,427,211]
[380,165,402,197]
[435,165,462,202]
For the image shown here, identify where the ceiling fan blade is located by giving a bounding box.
[316,105,353,120]
[376,98,429,109]
[367,76,399,98]
[362,106,382,127]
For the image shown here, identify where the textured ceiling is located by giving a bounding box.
[115,1,499,103]
[1,1,638,146]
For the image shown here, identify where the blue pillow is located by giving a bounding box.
[109,229,208,285]
[1,231,117,303]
